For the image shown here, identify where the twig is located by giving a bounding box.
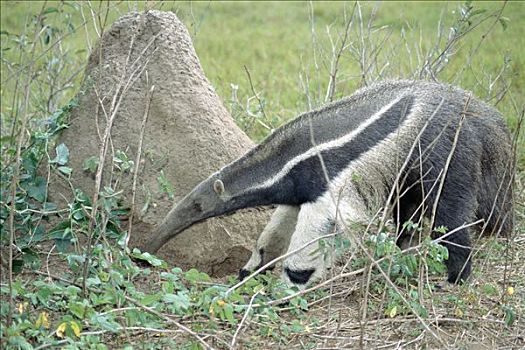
[81,28,159,294]
[325,2,356,103]
[6,1,47,327]
[378,97,445,231]
[126,80,155,247]
[243,65,267,121]
[230,290,260,349]
[429,95,470,229]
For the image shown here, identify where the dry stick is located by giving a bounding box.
[429,96,470,237]
[265,268,365,308]
[307,0,323,106]
[474,106,523,304]
[452,1,507,85]
[79,4,93,54]
[126,81,156,247]
[356,2,368,87]
[479,107,522,238]
[358,262,373,350]
[230,290,260,349]
[81,31,137,293]
[499,107,523,300]
[81,31,158,293]
[325,188,347,334]
[87,0,113,40]
[1,19,89,86]
[306,117,338,326]
[306,116,359,344]
[299,65,313,111]
[277,287,355,312]
[325,2,356,103]
[423,5,505,80]
[243,65,268,122]
[6,2,47,327]
[5,30,24,159]
[378,97,445,232]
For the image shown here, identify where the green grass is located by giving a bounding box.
[2,1,524,145]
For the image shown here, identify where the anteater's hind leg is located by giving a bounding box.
[239,205,300,280]
[428,175,479,284]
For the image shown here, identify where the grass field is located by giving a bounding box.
[2,1,525,143]
[1,1,524,349]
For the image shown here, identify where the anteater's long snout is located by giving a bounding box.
[143,178,228,254]
[146,195,202,253]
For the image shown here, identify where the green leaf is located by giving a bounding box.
[290,319,304,333]
[141,293,161,306]
[83,156,99,173]
[184,268,210,283]
[131,249,166,268]
[12,259,24,274]
[7,336,33,350]
[386,305,398,318]
[27,176,47,202]
[22,248,41,270]
[113,150,134,172]
[469,9,486,16]
[67,254,85,271]
[499,17,510,31]
[69,301,87,319]
[51,143,69,165]
[43,202,57,211]
[58,166,72,175]
[157,170,175,200]
[22,152,39,178]
[223,303,235,324]
[72,209,85,221]
[43,7,58,14]
[43,30,50,45]
[163,292,190,311]
[503,305,516,326]
[55,238,73,253]
[92,315,120,332]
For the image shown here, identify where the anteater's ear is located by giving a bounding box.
[213,179,225,195]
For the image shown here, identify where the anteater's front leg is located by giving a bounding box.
[238,205,300,280]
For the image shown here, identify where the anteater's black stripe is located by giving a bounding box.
[241,95,414,207]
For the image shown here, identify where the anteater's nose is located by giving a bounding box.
[285,267,315,285]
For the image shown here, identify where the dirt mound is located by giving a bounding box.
[49,11,269,276]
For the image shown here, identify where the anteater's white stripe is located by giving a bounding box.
[251,94,409,192]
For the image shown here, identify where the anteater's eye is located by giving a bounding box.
[213,179,225,195]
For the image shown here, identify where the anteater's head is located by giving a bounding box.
[146,173,238,253]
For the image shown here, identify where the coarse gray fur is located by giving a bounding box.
[144,80,514,287]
